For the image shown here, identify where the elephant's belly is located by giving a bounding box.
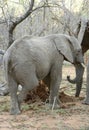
[36,64,50,80]
[13,61,50,85]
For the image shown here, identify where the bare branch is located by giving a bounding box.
[0,6,8,26]
[8,1,58,47]
[8,0,35,47]
[9,0,35,31]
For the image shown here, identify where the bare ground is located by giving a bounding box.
[0,64,89,130]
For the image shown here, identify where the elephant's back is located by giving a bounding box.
[7,35,55,66]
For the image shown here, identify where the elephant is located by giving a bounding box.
[83,61,89,104]
[67,20,89,97]
[0,49,5,55]
[0,49,9,96]
[0,49,5,66]
[3,34,84,115]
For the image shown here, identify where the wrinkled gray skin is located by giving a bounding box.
[0,49,5,55]
[0,49,9,96]
[83,61,89,104]
[3,34,84,115]
[67,20,89,97]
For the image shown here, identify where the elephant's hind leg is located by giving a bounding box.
[18,69,39,104]
[8,74,20,115]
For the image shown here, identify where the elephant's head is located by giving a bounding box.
[54,34,84,64]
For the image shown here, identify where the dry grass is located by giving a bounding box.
[0,64,88,130]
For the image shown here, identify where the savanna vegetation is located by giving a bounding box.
[0,0,89,130]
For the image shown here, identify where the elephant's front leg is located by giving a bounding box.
[83,61,89,104]
[49,57,63,109]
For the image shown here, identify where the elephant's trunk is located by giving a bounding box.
[67,64,84,97]
[67,76,77,84]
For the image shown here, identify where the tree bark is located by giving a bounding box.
[8,0,35,47]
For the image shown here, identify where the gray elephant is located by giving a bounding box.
[67,20,88,97]
[0,49,9,96]
[3,34,84,115]
[0,49,5,55]
[83,61,89,104]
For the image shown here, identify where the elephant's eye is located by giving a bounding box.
[78,50,80,53]
[76,50,81,55]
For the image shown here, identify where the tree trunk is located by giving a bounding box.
[8,0,35,47]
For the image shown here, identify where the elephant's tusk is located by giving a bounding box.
[81,63,86,68]
[52,96,56,111]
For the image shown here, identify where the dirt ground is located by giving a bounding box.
[0,64,89,130]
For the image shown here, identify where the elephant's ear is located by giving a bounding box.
[54,35,74,63]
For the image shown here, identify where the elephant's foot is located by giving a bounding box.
[10,107,21,115]
[82,97,89,105]
[49,103,60,110]
[10,102,21,115]
[45,102,60,110]
[48,96,61,110]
